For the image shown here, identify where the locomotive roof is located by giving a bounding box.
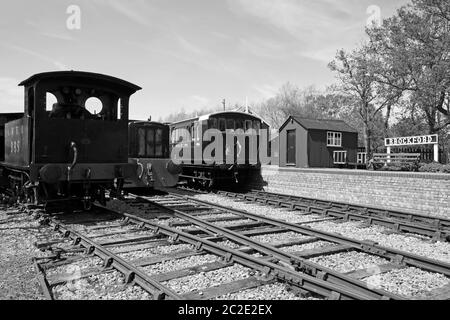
[129,120,168,127]
[170,111,266,126]
[19,71,142,94]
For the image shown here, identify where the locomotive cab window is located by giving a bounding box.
[136,126,165,158]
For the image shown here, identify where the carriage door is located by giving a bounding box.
[287,130,296,165]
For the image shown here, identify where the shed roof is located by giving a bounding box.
[280,116,358,133]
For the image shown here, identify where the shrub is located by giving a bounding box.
[419,162,450,173]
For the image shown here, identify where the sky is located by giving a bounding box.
[0,0,410,120]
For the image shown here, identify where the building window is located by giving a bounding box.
[333,151,347,164]
[327,132,342,147]
[357,152,367,164]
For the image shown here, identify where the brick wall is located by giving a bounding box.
[261,166,450,217]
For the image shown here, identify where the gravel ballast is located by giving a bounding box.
[194,194,322,224]
[280,240,336,253]
[308,251,389,273]
[163,264,252,295]
[363,267,449,298]
[118,244,194,261]
[192,194,450,263]
[215,283,320,300]
[52,271,152,300]
[307,221,450,263]
[0,207,46,300]
[141,254,219,276]
[250,232,311,245]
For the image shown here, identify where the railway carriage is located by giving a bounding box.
[126,120,180,189]
[0,71,141,209]
[169,111,269,188]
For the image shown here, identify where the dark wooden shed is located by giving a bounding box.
[279,116,358,168]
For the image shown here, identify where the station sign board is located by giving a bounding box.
[385,134,438,147]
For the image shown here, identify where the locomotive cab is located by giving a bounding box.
[126,120,180,189]
[1,71,141,207]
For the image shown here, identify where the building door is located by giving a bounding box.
[287,129,296,165]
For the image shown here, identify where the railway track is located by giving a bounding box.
[192,188,450,242]
[32,188,450,300]
[31,205,377,300]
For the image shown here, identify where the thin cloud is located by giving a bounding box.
[253,84,279,99]
[93,0,154,27]
[0,77,22,111]
[2,43,67,70]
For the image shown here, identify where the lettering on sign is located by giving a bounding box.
[385,134,438,147]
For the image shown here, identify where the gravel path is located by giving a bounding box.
[163,264,252,295]
[0,207,47,300]
[363,267,449,298]
[52,271,151,300]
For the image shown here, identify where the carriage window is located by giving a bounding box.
[138,128,146,157]
[193,123,198,141]
[195,123,201,142]
[226,119,235,130]
[155,128,163,156]
[208,118,217,129]
[146,128,155,157]
[245,120,252,131]
[253,121,261,131]
[235,119,244,130]
[219,118,226,131]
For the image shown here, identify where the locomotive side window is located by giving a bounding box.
[155,128,163,156]
[46,92,57,112]
[28,88,34,116]
[219,118,226,131]
[146,128,155,157]
[138,128,146,157]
